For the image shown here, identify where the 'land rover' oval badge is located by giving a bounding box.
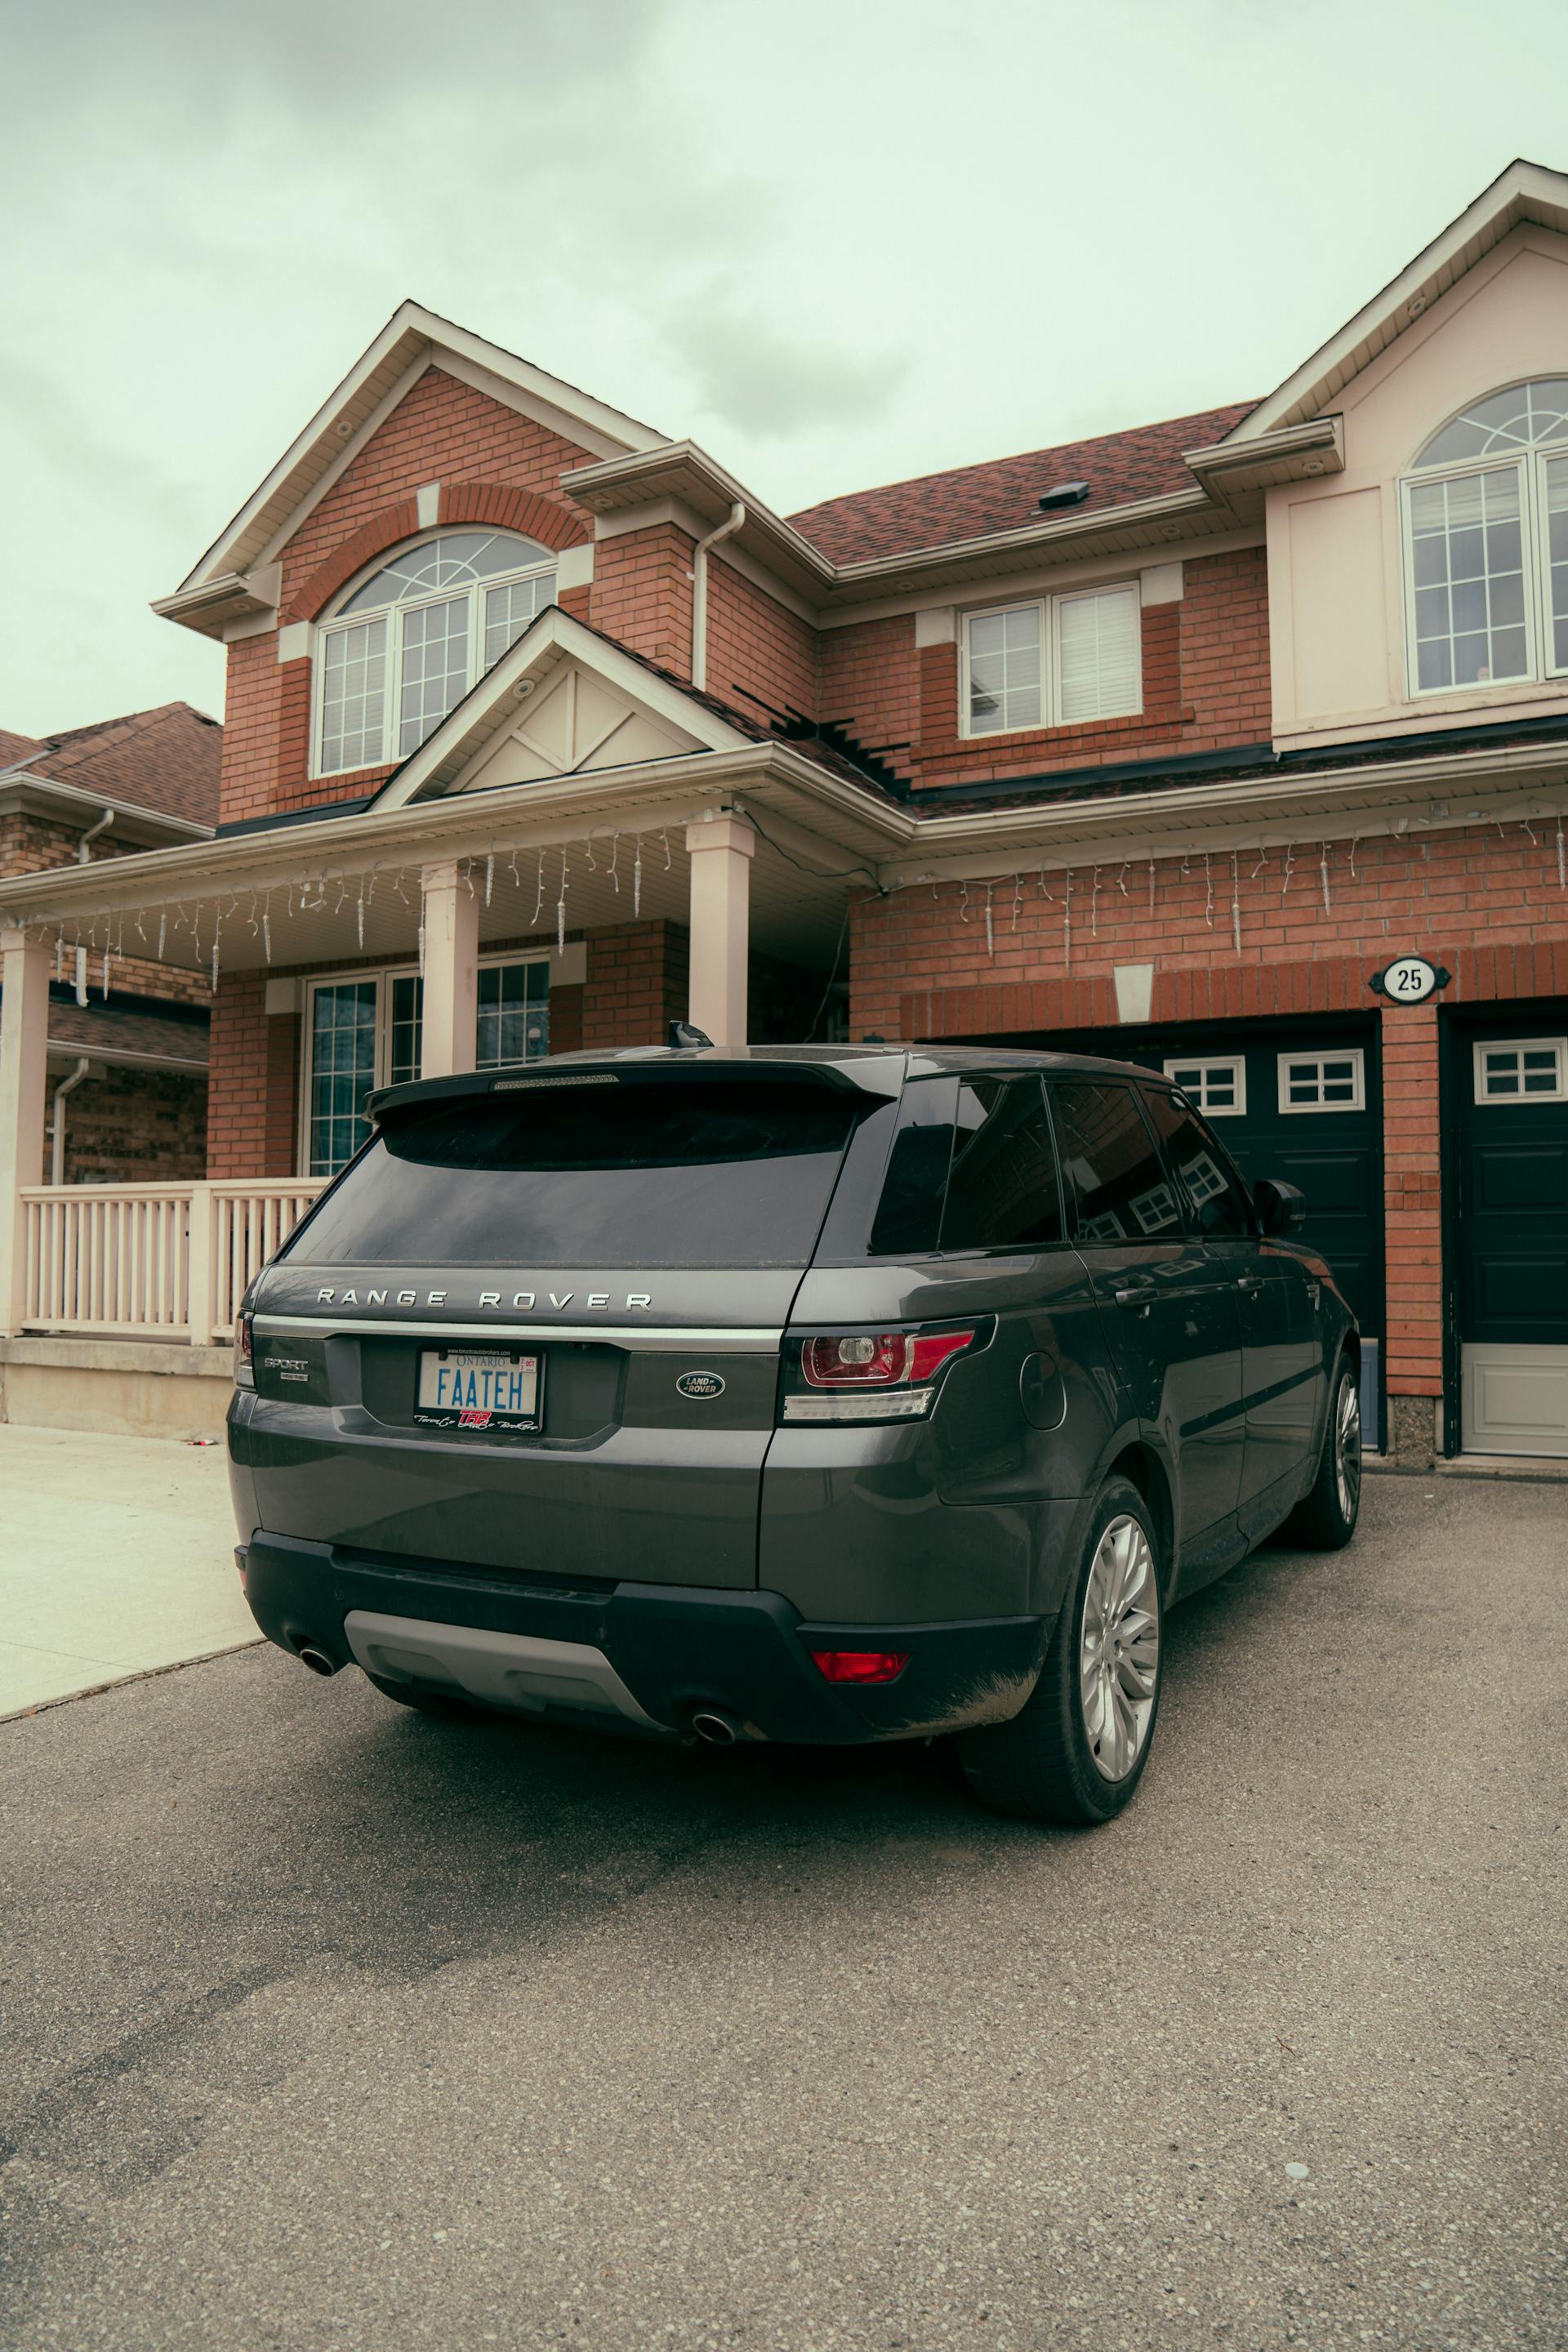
[676,1370,726,1401]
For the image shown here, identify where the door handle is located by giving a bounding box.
[1236,1274,1266,1294]
[1114,1287,1154,1313]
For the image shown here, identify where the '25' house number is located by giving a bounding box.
[1373,955,1448,1004]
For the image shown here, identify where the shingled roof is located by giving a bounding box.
[3,703,220,827]
[787,401,1258,565]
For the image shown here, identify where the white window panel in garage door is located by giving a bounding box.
[1277,1049,1366,1112]
[1164,1055,1245,1115]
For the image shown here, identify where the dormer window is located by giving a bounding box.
[316,531,557,776]
[1403,379,1568,696]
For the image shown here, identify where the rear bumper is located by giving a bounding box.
[238,1532,1051,1744]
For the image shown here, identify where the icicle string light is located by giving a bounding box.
[557,848,569,953]
[633,835,643,918]
[1231,850,1242,954]
[1204,852,1214,930]
[1063,868,1073,970]
[1558,814,1566,891]
[1010,873,1023,931]
[1320,842,1331,915]
[485,853,494,905]
[984,882,995,960]
[959,881,970,924]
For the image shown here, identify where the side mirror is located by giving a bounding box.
[1253,1177,1307,1237]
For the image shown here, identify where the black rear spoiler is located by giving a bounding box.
[367,1049,906,1123]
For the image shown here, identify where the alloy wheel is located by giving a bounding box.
[1335,1373,1363,1523]
[1078,1513,1160,1784]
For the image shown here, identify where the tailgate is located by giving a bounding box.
[240,1266,796,1590]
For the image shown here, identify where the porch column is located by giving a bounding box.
[0,926,50,1337]
[420,859,479,1079]
[685,815,754,1047]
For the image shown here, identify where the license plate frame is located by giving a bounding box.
[414,1347,543,1433]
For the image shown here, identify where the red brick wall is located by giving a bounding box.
[589,526,696,677]
[1178,547,1271,751]
[0,814,212,1007]
[278,368,590,612]
[220,368,597,825]
[207,974,299,1179]
[581,922,690,1048]
[705,559,817,720]
[56,1066,207,1185]
[819,613,920,782]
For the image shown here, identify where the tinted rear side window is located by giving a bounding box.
[940,1077,1064,1251]
[1137,1086,1254,1238]
[1049,1079,1181,1242]
[283,1078,868,1267]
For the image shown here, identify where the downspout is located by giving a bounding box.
[74,808,114,1007]
[690,503,746,694]
[50,1058,91,1187]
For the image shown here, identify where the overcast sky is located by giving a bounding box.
[4,0,1568,737]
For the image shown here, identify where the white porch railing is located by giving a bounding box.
[20,1179,321,1343]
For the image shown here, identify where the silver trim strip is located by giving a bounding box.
[252,1314,782,1353]
[345,1611,666,1731]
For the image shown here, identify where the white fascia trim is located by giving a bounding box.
[881,761,1568,888]
[1230,159,1568,443]
[0,771,214,843]
[370,606,759,813]
[169,302,665,599]
[45,1040,209,1076]
[0,744,911,937]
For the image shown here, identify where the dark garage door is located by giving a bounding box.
[1453,1006,1568,1456]
[996,1014,1384,1435]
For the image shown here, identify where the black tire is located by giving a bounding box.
[366,1673,483,1721]
[957,1477,1165,1826]
[1281,1356,1362,1551]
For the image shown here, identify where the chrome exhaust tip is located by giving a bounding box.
[296,1644,341,1678]
[690,1709,738,1747]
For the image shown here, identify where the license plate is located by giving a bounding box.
[415,1348,541,1432]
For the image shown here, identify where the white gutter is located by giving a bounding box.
[49,1059,91,1186]
[690,502,745,693]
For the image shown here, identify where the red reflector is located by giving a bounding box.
[907,1326,976,1381]
[808,1649,911,1685]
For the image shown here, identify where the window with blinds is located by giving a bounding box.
[964,585,1143,737]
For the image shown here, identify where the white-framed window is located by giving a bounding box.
[1472,1036,1568,1103]
[1129,1180,1180,1235]
[314,531,558,777]
[1401,377,1568,697]
[1277,1049,1366,1114]
[303,952,552,1176]
[962,583,1142,737]
[1163,1055,1246,1116]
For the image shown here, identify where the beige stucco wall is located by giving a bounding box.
[0,1338,233,1441]
[1269,227,1568,745]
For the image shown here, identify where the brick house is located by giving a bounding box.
[2,158,1566,1459]
[0,704,218,1179]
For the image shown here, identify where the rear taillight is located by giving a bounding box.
[234,1310,254,1390]
[809,1649,910,1684]
[781,1321,985,1423]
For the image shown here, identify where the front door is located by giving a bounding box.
[1454,1010,1568,1456]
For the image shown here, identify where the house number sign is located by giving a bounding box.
[1370,954,1450,1004]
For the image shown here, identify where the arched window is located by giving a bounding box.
[317,530,557,774]
[1403,378,1568,695]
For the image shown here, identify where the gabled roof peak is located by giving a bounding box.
[1227,158,1568,443]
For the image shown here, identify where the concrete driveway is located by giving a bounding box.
[0,1425,254,1715]
[0,1475,1561,2350]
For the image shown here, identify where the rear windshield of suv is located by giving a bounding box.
[280,1076,871,1268]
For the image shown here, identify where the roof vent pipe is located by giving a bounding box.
[690,502,745,693]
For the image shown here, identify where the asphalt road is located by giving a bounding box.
[1,1474,1563,2351]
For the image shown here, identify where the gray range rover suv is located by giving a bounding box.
[229,1043,1361,1824]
